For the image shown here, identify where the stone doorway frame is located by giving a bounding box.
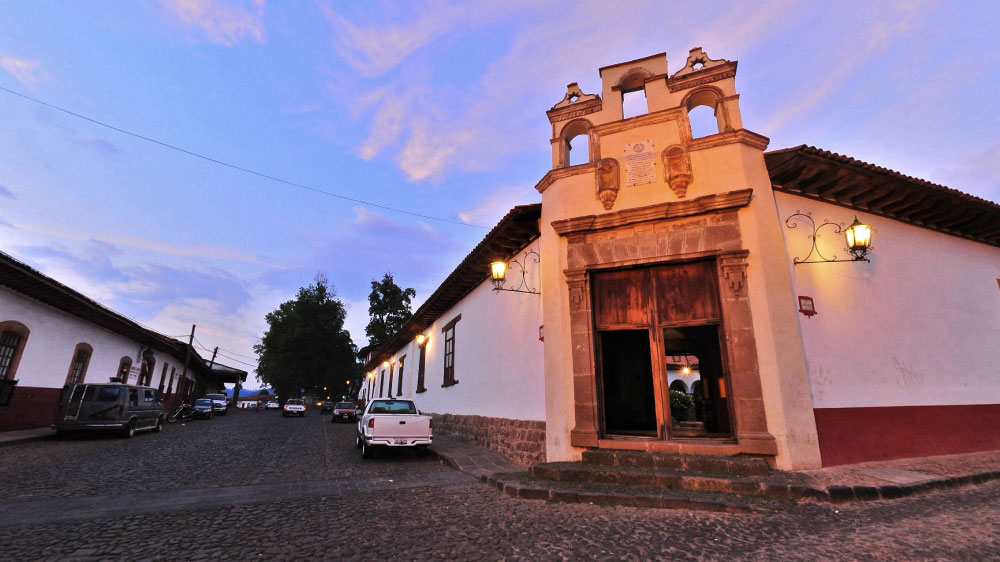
[552,189,777,458]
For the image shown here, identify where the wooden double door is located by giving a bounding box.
[592,260,732,440]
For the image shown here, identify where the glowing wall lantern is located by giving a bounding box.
[845,217,873,261]
[490,261,507,290]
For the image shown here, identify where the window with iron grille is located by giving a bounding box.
[396,355,405,396]
[441,314,461,387]
[117,357,132,383]
[387,362,395,398]
[0,331,21,380]
[0,331,23,407]
[66,347,91,386]
[416,345,426,393]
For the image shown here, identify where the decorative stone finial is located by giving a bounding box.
[595,158,620,210]
[671,47,729,78]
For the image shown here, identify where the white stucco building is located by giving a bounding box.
[0,252,246,432]
[360,49,1000,468]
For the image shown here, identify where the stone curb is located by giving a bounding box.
[486,475,760,514]
[821,469,1000,503]
[429,444,1000,507]
[0,429,54,447]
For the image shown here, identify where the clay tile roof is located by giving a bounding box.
[765,145,1000,247]
[364,204,541,370]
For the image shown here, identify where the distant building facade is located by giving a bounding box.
[0,252,246,432]
[360,49,1000,469]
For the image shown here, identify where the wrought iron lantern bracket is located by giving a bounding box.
[491,249,541,295]
[785,211,872,264]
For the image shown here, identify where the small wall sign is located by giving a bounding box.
[624,140,656,186]
[798,296,817,318]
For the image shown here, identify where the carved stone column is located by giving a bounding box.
[717,250,777,455]
[565,269,599,447]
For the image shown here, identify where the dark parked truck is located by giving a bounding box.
[355,399,432,459]
[52,383,164,438]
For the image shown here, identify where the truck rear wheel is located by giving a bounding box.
[361,441,373,459]
[355,434,363,449]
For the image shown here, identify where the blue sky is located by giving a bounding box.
[1,0,997,383]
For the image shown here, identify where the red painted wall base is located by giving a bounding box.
[0,386,62,432]
[814,404,1000,466]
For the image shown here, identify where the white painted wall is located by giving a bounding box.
[365,239,546,421]
[776,192,1000,408]
[0,286,186,390]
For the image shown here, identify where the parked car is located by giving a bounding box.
[356,399,432,459]
[331,402,357,423]
[204,393,228,415]
[265,400,280,410]
[320,401,335,414]
[283,398,306,417]
[191,398,215,420]
[52,383,164,438]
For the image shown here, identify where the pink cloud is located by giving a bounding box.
[0,55,44,87]
[159,0,266,45]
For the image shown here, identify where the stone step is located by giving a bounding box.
[487,472,788,514]
[581,449,771,477]
[529,462,827,501]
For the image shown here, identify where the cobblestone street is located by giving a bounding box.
[1,411,996,561]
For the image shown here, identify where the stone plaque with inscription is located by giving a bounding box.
[624,141,655,186]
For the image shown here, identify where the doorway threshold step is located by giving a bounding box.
[583,449,771,476]
[487,472,787,513]
[529,461,825,500]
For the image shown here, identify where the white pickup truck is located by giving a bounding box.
[355,399,433,459]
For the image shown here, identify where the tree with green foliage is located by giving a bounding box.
[254,274,358,401]
[365,272,416,348]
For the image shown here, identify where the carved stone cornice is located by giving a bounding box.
[667,61,738,93]
[590,107,685,137]
[535,162,595,194]
[688,129,770,152]
[551,189,753,237]
[546,97,603,123]
[718,250,750,295]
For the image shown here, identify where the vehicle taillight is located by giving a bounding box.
[429,418,433,429]
[368,417,375,428]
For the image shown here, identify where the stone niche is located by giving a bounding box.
[552,189,777,459]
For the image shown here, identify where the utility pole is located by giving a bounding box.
[205,346,218,399]
[179,324,195,407]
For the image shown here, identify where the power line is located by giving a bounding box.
[216,347,257,360]
[215,353,258,368]
[0,85,489,229]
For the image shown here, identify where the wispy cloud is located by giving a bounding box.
[458,183,539,226]
[0,184,14,199]
[0,54,44,87]
[931,143,1000,203]
[73,137,123,159]
[10,220,270,265]
[760,0,937,132]
[159,0,266,46]
[319,1,475,77]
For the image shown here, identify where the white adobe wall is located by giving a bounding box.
[368,239,546,421]
[0,286,184,389]
[775,192,1000,408]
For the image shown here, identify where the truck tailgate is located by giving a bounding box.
[370,414,431,439]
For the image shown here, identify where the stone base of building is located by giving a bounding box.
[814,404,1000,466]
[431,413,546,465]
[0,386,61,432]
